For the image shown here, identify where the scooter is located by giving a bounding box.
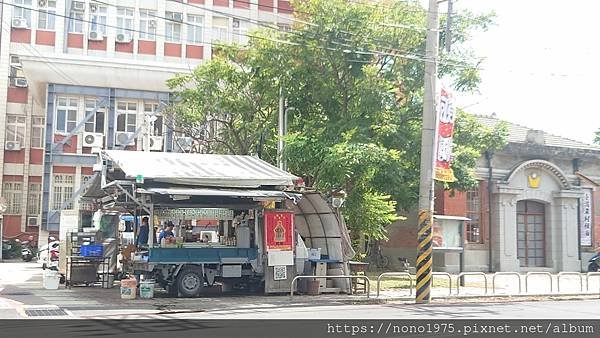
[20,240,34,262]
[588,252,600,272]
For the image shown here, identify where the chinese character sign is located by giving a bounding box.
[264,210,294,251]
[434,85,457,182]
[580,189,593,246]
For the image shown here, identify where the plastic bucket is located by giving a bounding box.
[42,270,60,290]
[120,278,137,299]
[139,280,155,299]
[307,279,320,295]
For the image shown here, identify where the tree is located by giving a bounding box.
[167,0,507,242]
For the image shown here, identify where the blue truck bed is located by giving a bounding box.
[148,247,258,264]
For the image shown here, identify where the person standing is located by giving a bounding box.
[136,217,150,247]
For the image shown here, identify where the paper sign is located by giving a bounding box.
[264,210,294,251]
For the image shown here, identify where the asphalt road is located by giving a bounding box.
[1,261,600,319]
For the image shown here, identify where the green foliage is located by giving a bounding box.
[166,0,507,241]
[594,129,600,145]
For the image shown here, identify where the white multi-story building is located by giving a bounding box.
[0,0,292,244]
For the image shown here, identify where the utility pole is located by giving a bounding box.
[415,0,440,305]
[278,85,285,170]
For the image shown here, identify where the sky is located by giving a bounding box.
[440,0,600,144]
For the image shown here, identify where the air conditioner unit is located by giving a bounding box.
[11,17,28,29]
[233,19,240,29]
[115,132,135,146]
[149,136,163,151]
[89,3,98,12]
[172,13,183,22]
[148,20,156,29]
[27,216,39,227]
[38,0,47,8]
[88,30,104,41]
[115,33,132,43]
[14,77,28,88]
[72,1,85,11]
[331,197,344,208]
[9,55,22,69]
[83,132,103,148]
[173,137,193,152]
[5,141,21,151]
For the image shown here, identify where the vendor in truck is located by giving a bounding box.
[158,222,175,244]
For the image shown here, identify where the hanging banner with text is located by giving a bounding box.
[264,210,294,251]
[580,188,593,246]
[434,84,457,182]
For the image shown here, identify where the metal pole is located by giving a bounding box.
[416,0,440,305]
[486,151,493,272]
[444,0,453,53]
[0,216,3,262]
[278,86,284,170]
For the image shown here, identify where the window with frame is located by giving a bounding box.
[13,0,32,27]
[116,102,137,133]
[116,7,134,39]
[90,4,108,35]
[232,19,248,44]
[187,15,204,44]
[84,98,105,133]
[27,183,41,215]
[165,12,182,42]
[139,9,156,40]
[2,182,23,214]
[144,103,163,136]
[52,174,74,210]
[6,115,26,145]
[56,97,78,133]
[37,0,57,30]
[466,188,483,244]
[212,17,228,42]
[69,7,84,33]
[31,117,45,148]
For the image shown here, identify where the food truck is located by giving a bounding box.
[80,150,353,297]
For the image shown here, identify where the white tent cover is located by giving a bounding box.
[102,150,298,188]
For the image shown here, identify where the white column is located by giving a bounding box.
[552,190,582,272]
[492,184,522,271]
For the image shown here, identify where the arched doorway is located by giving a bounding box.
[516,200,545,267]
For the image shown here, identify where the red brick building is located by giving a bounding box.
[385,115,600,273]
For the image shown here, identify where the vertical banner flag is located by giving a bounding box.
[580,189,593,246]
[264,210,294,251]
[434,84,457,182]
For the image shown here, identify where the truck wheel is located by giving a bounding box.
[177,268,204,297]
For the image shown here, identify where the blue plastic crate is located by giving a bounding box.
[80,244,103,257]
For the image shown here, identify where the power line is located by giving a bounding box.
[169,0,474,69]
[5,1,475,70]
[1,26,81,85]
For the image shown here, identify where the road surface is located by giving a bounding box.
[1,261,599,319]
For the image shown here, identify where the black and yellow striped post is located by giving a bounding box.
[415,210,433,303]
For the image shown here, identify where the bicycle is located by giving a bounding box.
[365,239,389,269]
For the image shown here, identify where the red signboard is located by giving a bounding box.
[264,210,294,251]
[434,85,457,182]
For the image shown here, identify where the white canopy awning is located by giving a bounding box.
[102,150,298,188]
[144,187,300,200]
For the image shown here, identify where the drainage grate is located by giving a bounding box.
[25,308,68,317]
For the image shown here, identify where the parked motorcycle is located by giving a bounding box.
[589,252,600,272]
[19,240,34,262]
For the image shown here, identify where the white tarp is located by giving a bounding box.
[102,150,298,188]
[145,187,299,200]
[290,192,355,262]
